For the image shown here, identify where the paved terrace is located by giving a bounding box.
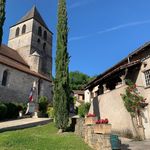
[121,137,150,150]
[0,118,51,132]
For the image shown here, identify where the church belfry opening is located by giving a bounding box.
[22,24,26,34]
[38,26,42,36]
[15,27,20,37]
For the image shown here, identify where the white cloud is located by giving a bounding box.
[69,20,150,42]
[98,20,150,34]
[69,0,95,9]
[68,34,92,42]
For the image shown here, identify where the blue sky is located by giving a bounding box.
[3,0,150,76]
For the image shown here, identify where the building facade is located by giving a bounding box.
[84,42,150,139]
[0,6,52,103]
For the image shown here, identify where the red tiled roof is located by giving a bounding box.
[0,44,51,82]
[0,44,29,67]
[84,41,150,90]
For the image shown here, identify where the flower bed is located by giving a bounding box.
[85,114,97,125]
[94,118,111,134]
[87,113,96,117]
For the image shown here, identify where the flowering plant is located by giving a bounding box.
[95,118,109,124]
[87,113,96,117]
[121,79,148,117]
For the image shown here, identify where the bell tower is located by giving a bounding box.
[8,6,52,78]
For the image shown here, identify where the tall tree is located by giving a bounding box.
[53,0,70,132]
[0,0,6,46]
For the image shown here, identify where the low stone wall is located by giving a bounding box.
[75,118,111,150]
[75,118,85,138]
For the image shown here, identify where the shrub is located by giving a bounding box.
[78,103,91,117]
[5,103,19,119]
[38,96,48,114]
[47,106,54,118]
[22,103,27,114]
[17,104,23,112]
[0,103,7,120]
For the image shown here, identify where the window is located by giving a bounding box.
[22,24,26,34]
[38,26,42,36]
[37,38,41,44]
[2,70,8,86]
[15,27,20,37]
[43,43,46,50]
[43,31,47,40]
[41,59,47,73]
[144,69,150,86]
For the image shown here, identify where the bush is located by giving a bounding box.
[38,96,48,114]
[78,103,91,117]
[17,104,23,112]
[5,103,19,119]
[47,106,54,118]
[0,103,7,120]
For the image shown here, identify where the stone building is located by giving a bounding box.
[72,90,84,107]
[84,41,150,139]
[0,6,53,103]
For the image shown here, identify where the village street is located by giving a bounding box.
[121,137,150,150]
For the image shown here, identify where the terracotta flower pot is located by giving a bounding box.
[85,116,98,125]
[93,124,111,134]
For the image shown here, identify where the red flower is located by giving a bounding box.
[95,118,109,124]
[104,118,109,124]
[87,113,96,117]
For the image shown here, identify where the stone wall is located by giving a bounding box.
[0,64,52,103]
[75,118,111,150]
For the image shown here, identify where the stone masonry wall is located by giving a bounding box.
[0,64,52,103]
[75,118,111,150]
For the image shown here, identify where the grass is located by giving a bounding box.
[0,123,91,150]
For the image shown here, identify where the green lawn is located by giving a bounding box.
[0,123,91,150]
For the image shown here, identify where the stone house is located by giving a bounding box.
[0,6,53,103]
[84,41,150,139]
[72,90,84,107]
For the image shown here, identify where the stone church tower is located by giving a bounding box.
[8,6,52,78]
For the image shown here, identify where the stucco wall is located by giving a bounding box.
[89,85,137,136]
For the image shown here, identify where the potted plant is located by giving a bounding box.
[85,113,98,125]
[93,118,111,134]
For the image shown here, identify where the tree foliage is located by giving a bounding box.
[53,0,70,131]
[0,0,6,46]
[69,71,94,90]
[78,103,91,118]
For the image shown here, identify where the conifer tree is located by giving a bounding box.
[53,0,70,132]
[0,0,6,46]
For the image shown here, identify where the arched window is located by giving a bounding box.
[2,70,8,86]
[38,26,42,36]
[37,38,41,44]
[15,27,20,37]
[43,43,46,50]
[22,24,26,34]
[43,31,47,40]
